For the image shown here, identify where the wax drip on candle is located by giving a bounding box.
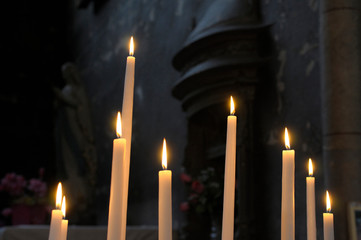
[284,127,290,150]
[116,111,122,138]
[129,37,134,56]
[326,191,331,213]
[56,182,62,209]
[162,138,167,170]
[308,158,313,177]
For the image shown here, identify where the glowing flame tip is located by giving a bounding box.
[56,182,62,209]
[116,112,122,138]
[162,138,167,170]
[129,37,134,56]
[230,96,235,115]
[61,196,66,218]
[308,158,313,176]
[284,127,290,149]
[326,191,331,212]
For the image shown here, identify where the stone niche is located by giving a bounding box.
[172,0,271,239]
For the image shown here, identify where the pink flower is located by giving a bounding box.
[28,179,47,198]
[180,173,192,183]
[180,202,189,212]
[0,173,27,196]
[191,180,204,194]
[2,208,12,217]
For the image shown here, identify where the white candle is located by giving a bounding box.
[107,112,126,240]
[281,128,295,240]
[323,191,334,240]
[59,196,68,240]
[221,96,237,240]
[48,182,63,240]
[159,138,172,240]
[120,36,135,240]
[306,158,316,240]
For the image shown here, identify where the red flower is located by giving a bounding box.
[180,202,189,212]
[191,180,204,194]
[180,173,192,183]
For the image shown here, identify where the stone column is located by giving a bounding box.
[320,0,361,239]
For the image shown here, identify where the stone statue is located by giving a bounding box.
[53,62,97,224]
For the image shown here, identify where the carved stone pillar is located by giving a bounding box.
[320,0,361,239]
[172,0,270,239]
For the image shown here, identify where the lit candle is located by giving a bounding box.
[306,158,316,240]
[159,138,172,240]
[120,36,135,240]
[107,112,126,240]
[281,128,295,240]
[323,191,334,240]
[59,196,68,240]
[48,182,63,240]
[221,96,237,240]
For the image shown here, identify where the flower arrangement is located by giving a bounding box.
[180,167,223,217]
[0,168,50,225]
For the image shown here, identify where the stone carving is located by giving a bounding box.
[53,62,97,224]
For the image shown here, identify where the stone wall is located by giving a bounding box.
[259,1,322,239]
[69,0,323,238]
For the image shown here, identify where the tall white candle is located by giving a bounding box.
[120,36,135,240]
[107,112,126,240]
[48,182,63,240]
[323,191,334,240]
[281,128,295,240]
[159,138,172,240]
[221,96,237,240]
[306,158,316,240]
[59,196,68,240]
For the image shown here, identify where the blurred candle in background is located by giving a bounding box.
[60,196,68,240]
[323,191,334,240]
[281,128,295,240]
[48,182,63,240]
[306,158,316,240]
[107,112,126,240]
[159,138,172,240]
[120,36,135,240]
[221,96,237,240]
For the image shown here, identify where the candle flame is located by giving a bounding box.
[230,96,235,115]
[56,182,62,209]
[284,127,290,149]
[61,196,66,218]
[116,111,122,138]
[308,158,313,176]
[326,190,331,212]
[162,138,167,170]
[129,37,134,56]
